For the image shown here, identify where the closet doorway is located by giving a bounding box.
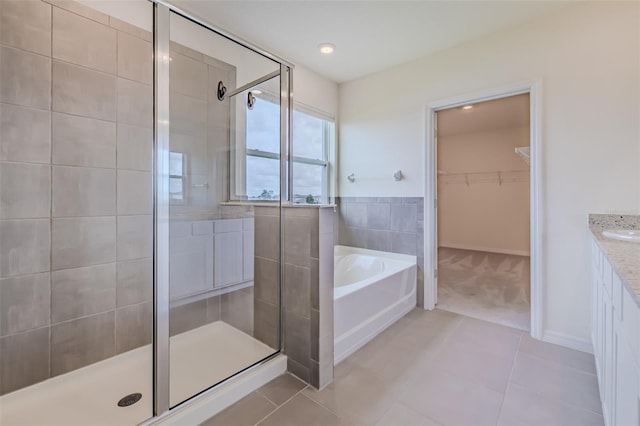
[434,93,531,331]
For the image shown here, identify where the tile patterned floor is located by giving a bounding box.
[437,248,531,331]
[201,309,603,426]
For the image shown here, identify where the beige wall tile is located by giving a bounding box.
[255,214,280,261]
[44,1,109,25]
[52,113,116,168]
[117,78,152,128]
[117,124,152,171]
[52,7,116,73]
[116,301,151,353]
[170,51,207,100]
[0,327,50,395]
[117,215,152,261]
[117,170,152,215]
[254,299,279,350]
[0,273,50,336]
[1,0,51,56]
[52,166,116,217]
[51,263,116,323]
[169,299,207,336]
[51,311,115,376]
[52,60,116,121]
[117,32,152,84]
[109,16,151,42]
[116,258,152,307]
[0,104,51,163]
[0,219,50,277]
[0,162,50,219]
[52,216,116,270]
[0,46,51,109]
[169,92,206,136]
[221,288,254,335]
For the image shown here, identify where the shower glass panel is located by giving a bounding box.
[0,1,154,425]
[167,11,283,407]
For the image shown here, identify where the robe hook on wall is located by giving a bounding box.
[217,81,227,101]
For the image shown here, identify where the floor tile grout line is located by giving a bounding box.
[495,332,523,424]
[299,388,353,423]
[253,385,310,426]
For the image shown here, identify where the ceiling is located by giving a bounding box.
[437,93,530,137]
[177,1,568,83]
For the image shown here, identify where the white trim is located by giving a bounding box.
[439,244,530,257]
[542,330,593,354]
[423,79,543,340]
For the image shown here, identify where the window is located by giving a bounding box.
[244,96,334,204]
[169,151,185,202]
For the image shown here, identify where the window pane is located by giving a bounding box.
[292,162,323,204]
[293,110,323,160]
[169,152,183,176]
[246,156,279,199]
[246,96,280,153]
[169,177,184,201]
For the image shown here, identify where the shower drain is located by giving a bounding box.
[118,393,142,407]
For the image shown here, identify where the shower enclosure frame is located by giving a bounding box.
[151,0,294,420]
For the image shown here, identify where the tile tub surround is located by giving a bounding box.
[589,214,640,307]
[338,197,425,306]
[0,0,154,395]
[203,309,602,426]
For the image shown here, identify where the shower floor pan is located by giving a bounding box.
[0,321,275,426]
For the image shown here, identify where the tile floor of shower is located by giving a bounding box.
[0,322,273,426]
[203,309,602,426]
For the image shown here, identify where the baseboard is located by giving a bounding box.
[542,330,593,354]
[439,244,530,257]
[153,354,286,425]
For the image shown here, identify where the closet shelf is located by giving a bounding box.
[438,170,528,185]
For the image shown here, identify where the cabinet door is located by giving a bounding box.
[603,294,615,424]
[615,329,640,425]
[214,231,243,287]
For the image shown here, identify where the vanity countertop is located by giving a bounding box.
[589,214,640,307]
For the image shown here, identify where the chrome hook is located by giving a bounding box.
[217,81,227,101]
[247,92,256,110]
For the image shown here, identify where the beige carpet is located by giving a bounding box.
[437,247,530,331]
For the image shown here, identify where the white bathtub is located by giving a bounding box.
[334,245,417,364]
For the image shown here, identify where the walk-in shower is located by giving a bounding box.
[0,0,291,424]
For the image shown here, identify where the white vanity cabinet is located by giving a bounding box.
[170,218,255,300]
[590,237,640,426]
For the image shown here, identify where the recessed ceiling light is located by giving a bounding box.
[319,43,335,54]
[462,105,473,110]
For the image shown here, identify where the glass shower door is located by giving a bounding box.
[165,11,284,407]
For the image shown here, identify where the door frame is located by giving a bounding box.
[423,80,543,340]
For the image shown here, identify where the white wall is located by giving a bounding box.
[339,2,640,345]
[438,127,530,255]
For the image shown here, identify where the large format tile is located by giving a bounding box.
[116,215,152,261]
[450,316,522,358]
[51,263,116,323]
[52,216,116,270]
[169,51,207,100]
[511,351,602,414]
[257,374,307,406]
[117,124,152,171]
[254,215,280,261]
[518,333,597,375]
[169,299,207,336]
[52,166,116,217]
[259,394,350,426]
[52,7,116,73]
[0,162,50,219]
[51,311,115,376]
[0,219,50,277]
[221,288,254,335]
[397,368,504,426]
[116,258,152,307]
[0,273,50,336]
[0,104,51,163]
[390,232,417,255]
[117,78,152,128]
[0,46,51,109]
[254,298,279,349]
[375,402,441,426]
[0,0,51,55]
[499,383,604,426]
[117,32,152,84]
[202,391,276,426]
[284,263,311,318]
[169,91,206,136]
[52,60,116,121]
[0,327,50,395]
[390,204,417,232]
[254,256,280,305]
[117,170,152,215]
[115,301,152,353]
[366,203,390,230]
[52,113,116,168]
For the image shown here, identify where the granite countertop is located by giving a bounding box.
[589,214,640,307]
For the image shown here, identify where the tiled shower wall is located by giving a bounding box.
[0,0,153,395]
[337,197,425,307]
